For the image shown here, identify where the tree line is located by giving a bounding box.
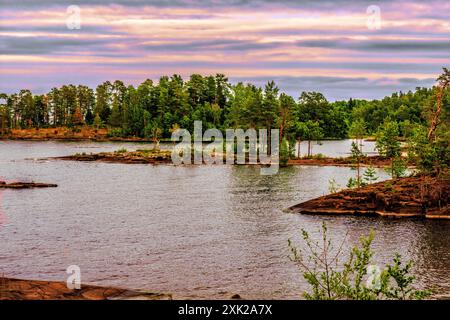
[0,72,448,150]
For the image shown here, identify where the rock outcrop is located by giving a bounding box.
[0,181,57,189]
[0,277,171,300]
[52,149,172,164]
[288,175,449,220]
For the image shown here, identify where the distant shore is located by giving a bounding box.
[0,127,370,144]
[0,127,154,142]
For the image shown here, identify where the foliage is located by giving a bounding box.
[107,127,126,138]
[375,118,407,178]
[390,156,407,178]
[375,118,401,159]
[295,120,324,157]
[346,177,358,189]
[115,148,127,154]
[288,223,432,300]
[362,167,379,185]
[279,138,293,166]
[1,71,448,160]
[348,119,366,141]
[349,141,365,187]
[380,254,432,300]
[407,124,449,175]
[328,179,341,193]
[93,113,102,128]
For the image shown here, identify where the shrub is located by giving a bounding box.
[288,222,431,300]
[107,128,126,138]
[115,148,127,154]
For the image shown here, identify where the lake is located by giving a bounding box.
[0,140,448,299]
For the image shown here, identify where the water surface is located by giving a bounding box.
[0,140,448,299]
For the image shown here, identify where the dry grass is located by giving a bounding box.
[5,127,109,140]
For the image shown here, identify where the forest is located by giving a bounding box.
[0,72,449,149]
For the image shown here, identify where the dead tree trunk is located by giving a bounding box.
[427,87,443,141]
[428,68,450,141]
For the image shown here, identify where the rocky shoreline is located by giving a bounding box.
[0,127,150,142]
[287,155,393,167]
[288,175,449,220]
[51,149,173,164]
[0,277,171,300]
[0,181,57,189]
[49,148,399,168]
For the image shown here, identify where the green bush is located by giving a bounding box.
[288,223,431,300]
[107,128,126,138]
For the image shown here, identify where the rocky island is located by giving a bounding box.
[0,181,57,189]
[51,147,399,168]
[51,149,173,165]
[288,175,449,220]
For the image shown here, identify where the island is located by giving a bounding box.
[0,181,57,189]
[288,175,449,220]
[51,149,173,165]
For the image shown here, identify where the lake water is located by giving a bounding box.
[0,140,448,299]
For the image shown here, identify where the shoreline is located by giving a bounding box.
[0,181,57,189]
[0,277,246,300]
[287,155,394,168]
[48,151,404,169]
[0,128,145,143]
[50,149,173,165]
[0,277,172,300]
[0,128,365,143]
[288,175,450,220]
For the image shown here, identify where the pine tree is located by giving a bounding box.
[350,141,365,187]
[93,113,102,128]
[72,106,84,126]
[362,167,378,185]
[376,118,402,178]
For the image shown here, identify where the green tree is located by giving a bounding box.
[376,118,403,178]
[72,106,84,126]
[262,81,280,153]
[294,122,308,158]
[348,119,366,153]
[95,81,112,123]
[408,124,449,175]
[279,137,293,166]
[144,119,163,149]
[32,94,48,127]
[304,120,323,157]
[77,85,95,125]
[278,93,296,141]
[0,93,10,132]
[93,113,102,128]
[349,141,365,187]
[362,167,378,185]
[85,108,94,125]
[108,80,126,127]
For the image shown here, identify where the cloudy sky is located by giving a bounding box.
[1,0,449,100]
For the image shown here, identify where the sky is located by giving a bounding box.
[1,0,449,101]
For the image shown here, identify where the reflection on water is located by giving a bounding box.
[0,140,448,299]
